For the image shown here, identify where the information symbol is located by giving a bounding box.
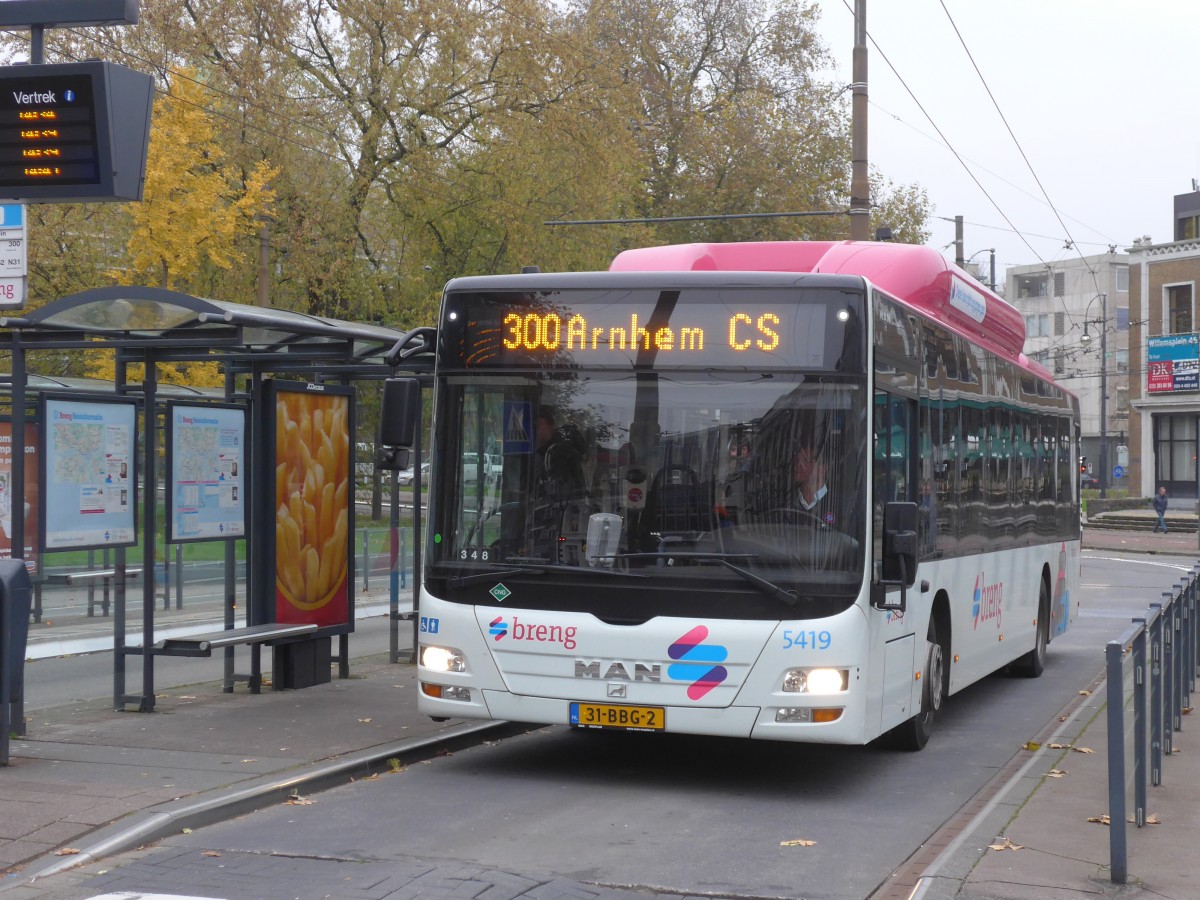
[64,89,75,102]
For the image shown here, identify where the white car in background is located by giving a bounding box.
[462,453,503,485]
[397,461,430,486]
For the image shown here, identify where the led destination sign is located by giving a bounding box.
[446,288,863,370]
[501,310,782,353]
[0,74,100,187]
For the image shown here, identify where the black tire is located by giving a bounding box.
[1013,578,1050,678]
[884,617,944,751]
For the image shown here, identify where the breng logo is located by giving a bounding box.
[667,625,728,700]
[972,572,1003,630]
[488,616,576,649]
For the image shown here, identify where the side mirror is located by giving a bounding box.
[377,378,420,471]
[875,501,918,611]
[376,447,410,472]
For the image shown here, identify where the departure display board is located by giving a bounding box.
[0,71,100,189]
[0,62,152,203]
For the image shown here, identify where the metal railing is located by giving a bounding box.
[1105,564,1198,883]
[32,526,417,622]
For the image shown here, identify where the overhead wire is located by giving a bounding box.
[935,0,1116,326]
[835,0,1047,268]
[867,96,1122,253]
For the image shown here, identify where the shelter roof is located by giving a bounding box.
[0,286,419,368]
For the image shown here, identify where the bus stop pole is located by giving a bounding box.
[410,422,422,664]
[389,468,399,664]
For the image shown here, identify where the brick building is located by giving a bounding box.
[1127,189,1200,498]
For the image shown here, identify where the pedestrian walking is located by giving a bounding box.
[1153,485,1169,533]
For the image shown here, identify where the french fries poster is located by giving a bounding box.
[272,384,353,629]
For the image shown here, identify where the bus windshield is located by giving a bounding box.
[428,284,868,621]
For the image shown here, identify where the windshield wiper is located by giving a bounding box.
[439,563,546,587]
[615,552,798,606]
[501,558,650,579]
[440,559,648,587]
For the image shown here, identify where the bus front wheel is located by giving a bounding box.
[885,618,944,751]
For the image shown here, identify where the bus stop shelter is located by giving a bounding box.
[0,286,435,718]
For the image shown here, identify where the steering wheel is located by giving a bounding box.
[763,507,828,529]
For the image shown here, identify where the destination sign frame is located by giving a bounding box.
[441,287,864,372]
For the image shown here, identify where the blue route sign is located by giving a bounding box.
[1113,465,1125,480]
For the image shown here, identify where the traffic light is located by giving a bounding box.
[1079,457,1088,474]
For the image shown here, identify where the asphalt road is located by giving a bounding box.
[39,550,1193,900]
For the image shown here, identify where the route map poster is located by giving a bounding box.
[166,403,246,542]
[41,397,136,550]
[0,419,39,571]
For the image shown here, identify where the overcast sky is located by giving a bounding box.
[810,0,1198,285]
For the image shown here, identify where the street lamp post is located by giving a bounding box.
[1080,293,1108,499]
[965,248,997,291]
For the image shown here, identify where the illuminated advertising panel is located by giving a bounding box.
[269,382,354,631]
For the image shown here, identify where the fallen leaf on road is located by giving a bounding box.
[987,837,1023,852]
[182,828,192,834]
[1071,746,1094,754]
[203,851,221,857]
[1087,815,1110,826]
[780,839,817,847]
[1022,741,1041,751]
[358,718,373,724]
[286,791,315,806]
[1047,769,1067,778]
[54,848,80,856]
[1146,813,1161,824]
[1078,690,1091,696]
[241,759,257,763]
[1048,742,1070,749]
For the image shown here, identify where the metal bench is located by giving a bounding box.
[152,623,320,693]
[44,567,143,617]
[154,622,318,656]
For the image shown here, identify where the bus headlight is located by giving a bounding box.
[421,645,466,673]
[782,667,848,694]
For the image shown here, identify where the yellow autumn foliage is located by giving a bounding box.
[118,71,278,290]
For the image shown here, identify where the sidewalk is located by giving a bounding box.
[2,528,1199,900]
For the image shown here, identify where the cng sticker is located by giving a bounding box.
[490,583,512,603]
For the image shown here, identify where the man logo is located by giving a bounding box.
[573,625,730,701]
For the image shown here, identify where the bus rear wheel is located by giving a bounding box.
[885,618,944,751]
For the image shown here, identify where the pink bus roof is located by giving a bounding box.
[610,240,1028,364]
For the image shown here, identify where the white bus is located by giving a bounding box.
[391,240,1080,750]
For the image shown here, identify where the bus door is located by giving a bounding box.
[873,391,917,573]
